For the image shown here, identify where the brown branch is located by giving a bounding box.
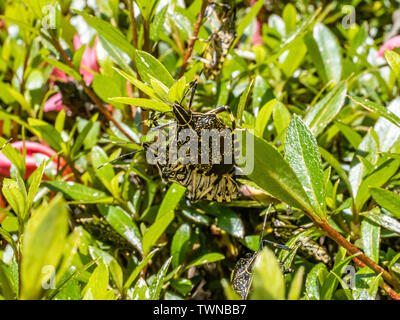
[127,0,138,48]
[178,0,208,78]
[315,218,400,296]
[47,32,135,142]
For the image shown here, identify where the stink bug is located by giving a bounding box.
[231,204,301,299]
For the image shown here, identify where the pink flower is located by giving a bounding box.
[43,92,68,112]
[73,35,100,85]
[250,0,263,46]
[378,35,400,57]
[44,34,100,111]
[0,141,70,179]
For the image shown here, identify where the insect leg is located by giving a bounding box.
[205,105,236,129]
[261,239,292,252]
[0,138,12,151]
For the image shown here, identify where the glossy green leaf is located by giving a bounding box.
[305,23,342,84]
[76,10,135,56]
[361,219,380,263]
[304,81,347,137]
[142,210,174,256]
[360,209,400,235]
[384,50,400,78]
[239,131,315,217]
[305,263,328,300]
[370,187,400,218]
[236,79,253,125]
[135,50,174,88]
[149,256,172,299]
[355,159,400,212]
[285,115,326,219]
[20,195,68,300]
[250,247,285,300]
[349,96,400,129]
[184,253,225,270]
[82,262,115,300]
[109,97,171,112]
[171,223,191,269]
[43,181,111,202]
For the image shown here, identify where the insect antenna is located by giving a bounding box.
[0,138,12,151]
[258,203,272,251]
[96,150,142,170]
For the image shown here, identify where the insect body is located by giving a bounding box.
[198,2,237,80]
[231,206,301,299]
[150,102,239,202]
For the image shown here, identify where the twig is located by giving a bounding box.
[127,0,138,48]
[178,0,208,78]
[314,218,400,294]
[46,32,136,142]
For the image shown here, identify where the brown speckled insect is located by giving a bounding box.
[194,2,237,80]
[231,205,301,299]
[99,80,240,202]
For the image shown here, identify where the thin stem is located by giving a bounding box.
[178,0,208,78]
[46,31,135,142]
[314,217,400,293]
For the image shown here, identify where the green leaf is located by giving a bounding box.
[42,56,82,82]
[236,80,253,125]
[82,262,115,300]
[233,0,264,48]
[156,183,186,219]
[355,159,400,212]
[91,146,115,193]
[360,209,400,235]
[2,175,27,221]
[0,137,25,178]
[71,118,95,158]
[92,74,123,110]
[20,194,69,300]
[384,50,400,78]
[250,247,285,300]
[304,81,347,137]
[319,147,352,198]
[305,263,329,300]
[370,187,400,218]
[43,181,111,202]
[335,121,362,149]
[305,23,342,84]
[321,254,358,300]
[109,97,171,112]
[285,115,326,219]
[98,205,143,255]
[239,131,315,218]
[124,248,159,291]
[361,219,380,263]
[26,160,45,211]
[28,118,64,152]
[184,253,225,270]
[348,130,378,199]
[76,10,135,56]
[272,101,291,140]
[171,224,191,269]
[255,99,275,137]
[149,257,172,299]
[374,98,400,152]
[142,210,174,256]
[134,50,174,88]
[113,67,159,101]
[168,77,186,104]
[131,277,150,300]
[349,96,400,129]
[288,266,305,300]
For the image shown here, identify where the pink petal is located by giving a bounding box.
[252,20,263,46]
[73,35,100,85]
[0,141,70,179]
[50,67,70,84]
[378,35,400,57]
[44,92,68,112]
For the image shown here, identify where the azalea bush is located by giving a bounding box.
[1,0,400,300]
